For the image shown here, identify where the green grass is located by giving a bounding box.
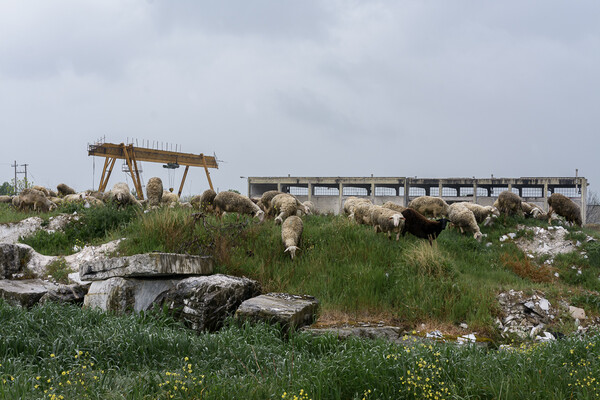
[19,203,139,256]
[107,209,600,337]
[0,301,599,399]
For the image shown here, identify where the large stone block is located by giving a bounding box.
[235,293,319,331]
[161,274,261,332]
[79,253,213,281]
[0,279,60,308]
[83,277,180,312]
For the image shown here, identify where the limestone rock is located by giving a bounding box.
[40,283,89,305]
[569,306,586,320]
[79,253,214,281]
[83,277,180,312]
[235,293,319,331]
[161,274,261,332]
[0,279,60,307]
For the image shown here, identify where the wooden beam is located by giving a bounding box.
[99,157,116,192]
[122,145,144,200]
[178,165,190,198]
[202,154,214,191]
[88,143,218,168]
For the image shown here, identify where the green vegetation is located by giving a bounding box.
[19,203,139,256]
[0,301,599,399]
[3,202,600,398]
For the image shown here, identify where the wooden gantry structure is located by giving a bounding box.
[88,142,218,200]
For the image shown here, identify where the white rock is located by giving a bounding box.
[538,298,550,311]
[569,306,586,320]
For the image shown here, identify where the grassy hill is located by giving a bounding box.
[12,203,600,338]
[2,203,600,399]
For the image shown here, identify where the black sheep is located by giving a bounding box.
[401,208,449,245]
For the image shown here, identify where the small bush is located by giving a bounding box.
[403,241,455,278]
[500,253,555,283]
[45,258,71,283]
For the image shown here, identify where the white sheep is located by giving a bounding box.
[370,206,405,241]
[161,191,179,207]
[407,196,449,218]
[521,201,546,219]
[447,203,483,241]
[382,201,406,213]
[456,202,499,225]
[495,191,523,216]
[107,182,142,208]
[214,191,265,222]
[353,202,378,225]
[146,177,164,207]
[15,188,57,212]
[271,194,300,225]
[281,215,303,260]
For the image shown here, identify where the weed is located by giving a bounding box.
[500,253,555,283]
[45,258,71,284]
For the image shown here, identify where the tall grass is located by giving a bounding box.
[0,301,599,399]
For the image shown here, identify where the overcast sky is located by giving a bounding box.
[1,1,598,197]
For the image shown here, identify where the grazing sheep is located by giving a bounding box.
[63,192,104,208]
[353,202,378,225]
[371,206,405,241]
[447,203,483,241]
[62,193,85,203]
[32,185,51,197]
[495,191,523,216]
[146,177,164,207]
[401,208,449,245]
[56,183,76,197]
[343,197,372,216]
[16,188,57,212]
[281,215,303,260]
[521,202,546,219]
[300,201,316,215]
[161,191,179,207]
[456,202,499,224]
[199,189,217,212]
[547,193,582,226]
[106,182,142,208]
[259,190,284,213]
[271,194,301,225]
[382,201,407,213]
[85,190,107,202]
[0,195,12,204]
[214,191,265,221]
[49,196,63,206]
[407,196,449,218]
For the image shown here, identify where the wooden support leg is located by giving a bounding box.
[178,165,190,197]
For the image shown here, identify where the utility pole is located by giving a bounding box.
[10,161,30,194]
[11,160,17,195]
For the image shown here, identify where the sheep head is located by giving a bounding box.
[388,213,405,227]
[284,245,300,260]
[255,209,265,223]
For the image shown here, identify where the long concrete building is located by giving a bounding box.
[247,176,589,222]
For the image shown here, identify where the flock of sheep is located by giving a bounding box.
[0,178,583,260]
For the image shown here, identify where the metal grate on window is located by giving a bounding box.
[409,187,426,197]
[441,187,457,197]
[314,186,340,196]
[491,187,509,197]
[289,186,308,196]
[375,187,396,196]
[521,187,543,197]
[342,186,368,196]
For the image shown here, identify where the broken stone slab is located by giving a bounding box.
[0,279,60,307]
[235,293,320,331]
[79,252,214,281]
[0,217,43,244]
[160,274,261,332]
[39,283,89,305]
[83,277,181,312]
[0,243,34,279]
